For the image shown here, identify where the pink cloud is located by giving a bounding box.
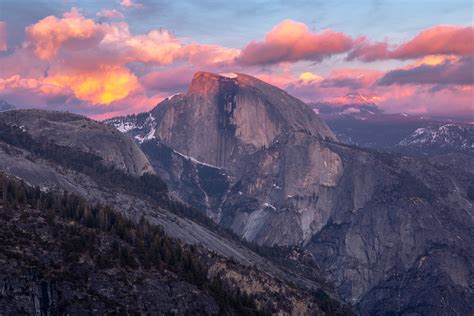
[256,65,472,117]
[2,11,472,119]
[238,19,354,65]
[378,56,473,86]
[26,8,105,59]
[120,0,141,8]
[141,66,194,94]
[8,8,238,110]
[378,85,473,116]
[349,25,474,62]
[97,9,124,19]
[0,21,6,51]
[320,68,381,89]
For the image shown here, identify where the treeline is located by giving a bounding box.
[0,173,266,315]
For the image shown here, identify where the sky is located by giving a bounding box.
[0,0,472,120]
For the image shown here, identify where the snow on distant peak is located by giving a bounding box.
[398,124,473,150]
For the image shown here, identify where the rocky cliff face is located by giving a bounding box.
[106,71,474,314]
[110,72,343,245]
[152,72,335,170]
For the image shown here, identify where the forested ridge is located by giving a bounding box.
[0,173,267,315]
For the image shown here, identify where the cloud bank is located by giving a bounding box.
[0,9,472,119]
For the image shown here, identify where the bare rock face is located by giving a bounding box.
[0,109,154,177]
[105,71,474,315]
[137,72,343,245]
[152,72,335,169]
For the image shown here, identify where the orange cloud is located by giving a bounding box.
[393,26,474,59]
[0,21,6,51]
[26,9,239,66]
[299,72,323,83]
[16,8,239,107]
[26,8,104,59]
[238,19,354,65]
[4,10,473,118]
[349,25,474,62]
[0,75,68,95]
[45,66,139,104]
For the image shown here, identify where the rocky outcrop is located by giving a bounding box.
[307,144,474,314]
[106,71,474,314]
[0,109,154,177]
[109,72,343,245]
[151,72,335,170]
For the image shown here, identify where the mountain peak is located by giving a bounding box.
[188,71,234,96]
[150,71,337,167]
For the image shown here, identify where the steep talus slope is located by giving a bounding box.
[0,109,154,177]
[0,109,351,314]
[106,71,474,315]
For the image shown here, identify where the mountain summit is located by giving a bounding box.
[151,71,336,169]
[106,71,473,315]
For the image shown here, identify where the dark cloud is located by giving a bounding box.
[378,56,474,86]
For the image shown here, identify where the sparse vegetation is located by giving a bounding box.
[0,173,265,314]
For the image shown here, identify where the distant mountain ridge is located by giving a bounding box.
[0,100,15,112]
[397,124,474,156]
[310,101,474,156]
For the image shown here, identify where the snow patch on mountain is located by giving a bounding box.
[104,112,157,144]
[116,121,137,133]
[172,149,222,170]
[398,124,473,152]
